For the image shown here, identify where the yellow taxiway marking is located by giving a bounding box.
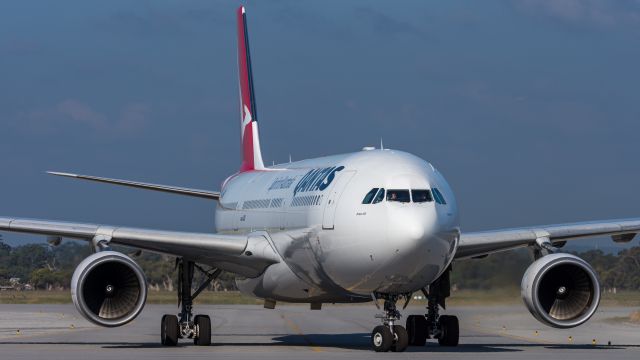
[468,315,554,345]
[0,325,98,341]
[280,314,323,352]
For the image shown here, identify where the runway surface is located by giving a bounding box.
[0,303,638,359]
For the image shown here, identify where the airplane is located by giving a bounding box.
[2,5,640,353]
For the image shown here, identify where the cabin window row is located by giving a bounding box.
[291,194,323,207]
[361,188,447,205]
[242,198,285,210]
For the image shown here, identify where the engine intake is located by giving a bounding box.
[521,253,600,328]
[71,251,147,327]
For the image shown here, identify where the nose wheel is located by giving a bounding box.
[370,294,410,352]
[160,259,220,347]
[371,325,393,352]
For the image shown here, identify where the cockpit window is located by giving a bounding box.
[432,188,447,205]
[387,189,410,203]
[372,188,385,204]
[412,189,433,203]
[362,188,379,204]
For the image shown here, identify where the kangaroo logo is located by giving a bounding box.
[241,105,252,139]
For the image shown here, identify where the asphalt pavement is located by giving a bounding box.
[0,303,638,359]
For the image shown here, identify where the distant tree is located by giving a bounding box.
[0,240,11,284]
[30,268,69,290]
[451,249,530,289]
[605,247,640,290]
[9,244,52,280]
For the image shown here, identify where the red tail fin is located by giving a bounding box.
[237,6,265,172]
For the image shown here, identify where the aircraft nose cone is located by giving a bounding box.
[387,207,435,252]
[405,222,426,244]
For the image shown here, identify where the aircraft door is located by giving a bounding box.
[322,170,356,229]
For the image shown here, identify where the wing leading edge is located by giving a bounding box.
[0,216,278,277]
[456,218,640,259]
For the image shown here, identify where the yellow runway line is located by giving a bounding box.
[280,314,323,352]
[468,315,554,345]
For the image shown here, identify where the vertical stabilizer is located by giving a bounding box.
[237,6,265,172]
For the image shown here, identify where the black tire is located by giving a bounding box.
[371,325,393,352]
[406,315,428,346]
[194,315,211,346]
[161,314,179,346]
[391,325,409,352]
[438,315,459,346]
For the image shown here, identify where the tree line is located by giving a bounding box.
[451,246,640,290]
[1,239,639,291]
[0,241,237,291]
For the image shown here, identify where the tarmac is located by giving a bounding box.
[0,303,639,359]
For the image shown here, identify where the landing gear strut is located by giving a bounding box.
[406,267,459,347]
[370,294,409,352]
[161,259,221,346]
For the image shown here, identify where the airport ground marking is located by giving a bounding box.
[467,315,554,345]
[280,314,323,352]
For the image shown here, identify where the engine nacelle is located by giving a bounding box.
[71,251,147,327]
[521,253,600,328]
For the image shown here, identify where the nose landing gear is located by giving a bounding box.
[370,294,409,352]
[160,259,221,346]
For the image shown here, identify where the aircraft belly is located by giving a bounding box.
[235,261,368,303]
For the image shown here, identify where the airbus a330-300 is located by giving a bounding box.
[2,6,639,352]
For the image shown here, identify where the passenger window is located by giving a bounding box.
[362,188,379,204]
[412,189,433,203]
[432,188,447,205]
[387,189,410,203]
[372,188,385,204]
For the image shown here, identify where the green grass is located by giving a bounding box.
[600,290,640,307]
[146,291,262,305]
[442,289,640,307]
[0,290,71,304]
[447,288,523,306]
[397,288,640,307]
[3,289,640,307]
[447,288,640,306]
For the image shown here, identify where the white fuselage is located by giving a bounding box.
[215,149,460,302]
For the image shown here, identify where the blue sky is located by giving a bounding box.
[1,0,640,250]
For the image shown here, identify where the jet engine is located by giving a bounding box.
[521,253,600,328]
[71,251,148,327]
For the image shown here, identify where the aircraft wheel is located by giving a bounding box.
[371,325,393,352]
[390,325,409,352]
[161,314,179,346]
[438,315,459,346]
[194,315,211,346]
[406,315,427,346]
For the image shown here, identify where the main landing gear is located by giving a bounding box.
[371,268,459,352]
[406,268,459,348]
[405,289,459,347]
[161,259,221,346]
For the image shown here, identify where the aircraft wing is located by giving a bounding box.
[47,172,220,200]
[0,216,278,277]
[456,218,640,259]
